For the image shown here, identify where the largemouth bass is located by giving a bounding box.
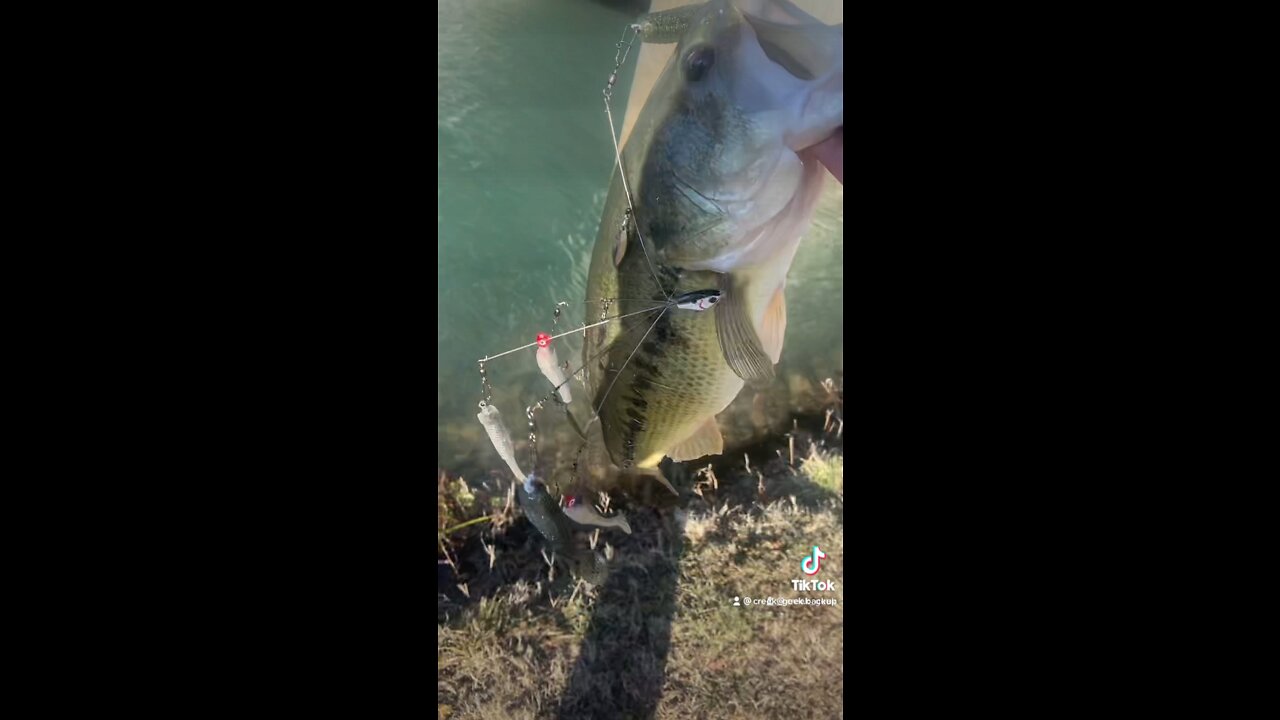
[582,0,842,481]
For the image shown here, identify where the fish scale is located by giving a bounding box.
[582,0,842,479]
[587,255,744,470]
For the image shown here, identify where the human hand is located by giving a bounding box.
[812,127,843,184]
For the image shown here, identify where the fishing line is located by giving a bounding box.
[478,286,716,366]
[486,301,670,472]
[587,304,670,431]
[568,303,670,483]
[603,23,671,302]
[476,21,708,486]
[580,296,669,305]
[528,299,673,439]
[477,303,667,364]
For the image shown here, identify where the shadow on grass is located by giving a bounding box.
[555,506,683,719]
[555,416,841,719]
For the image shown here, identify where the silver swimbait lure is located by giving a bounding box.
[476,401,525,481]
[535,333,572,404]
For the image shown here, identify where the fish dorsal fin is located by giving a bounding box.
[668,417,724,463]
[715,273,775,385]
[761,284,787,363]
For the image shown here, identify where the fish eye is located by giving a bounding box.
[708,296,718,304]
[685,46,715,82]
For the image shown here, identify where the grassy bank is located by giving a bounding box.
[438,418,844,719]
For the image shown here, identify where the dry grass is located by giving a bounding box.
[438,436,844,720]
[800,445,843,494]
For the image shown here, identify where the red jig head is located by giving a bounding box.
[536,332,551,348]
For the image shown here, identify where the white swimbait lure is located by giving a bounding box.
[476,401,525,481]
[562,495,632,534]
[535,333,572,404]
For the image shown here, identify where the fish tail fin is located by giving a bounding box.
[615,463,680,503]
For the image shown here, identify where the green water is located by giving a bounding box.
[437,0,843,472]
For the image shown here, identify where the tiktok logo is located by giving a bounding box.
[801,545,827,576]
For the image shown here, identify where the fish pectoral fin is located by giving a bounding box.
[667,417,725,463]
[761,284,787,364]
[636,3,706,43]
[716,273,776,385]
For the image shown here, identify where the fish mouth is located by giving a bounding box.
[734,0,843,152]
